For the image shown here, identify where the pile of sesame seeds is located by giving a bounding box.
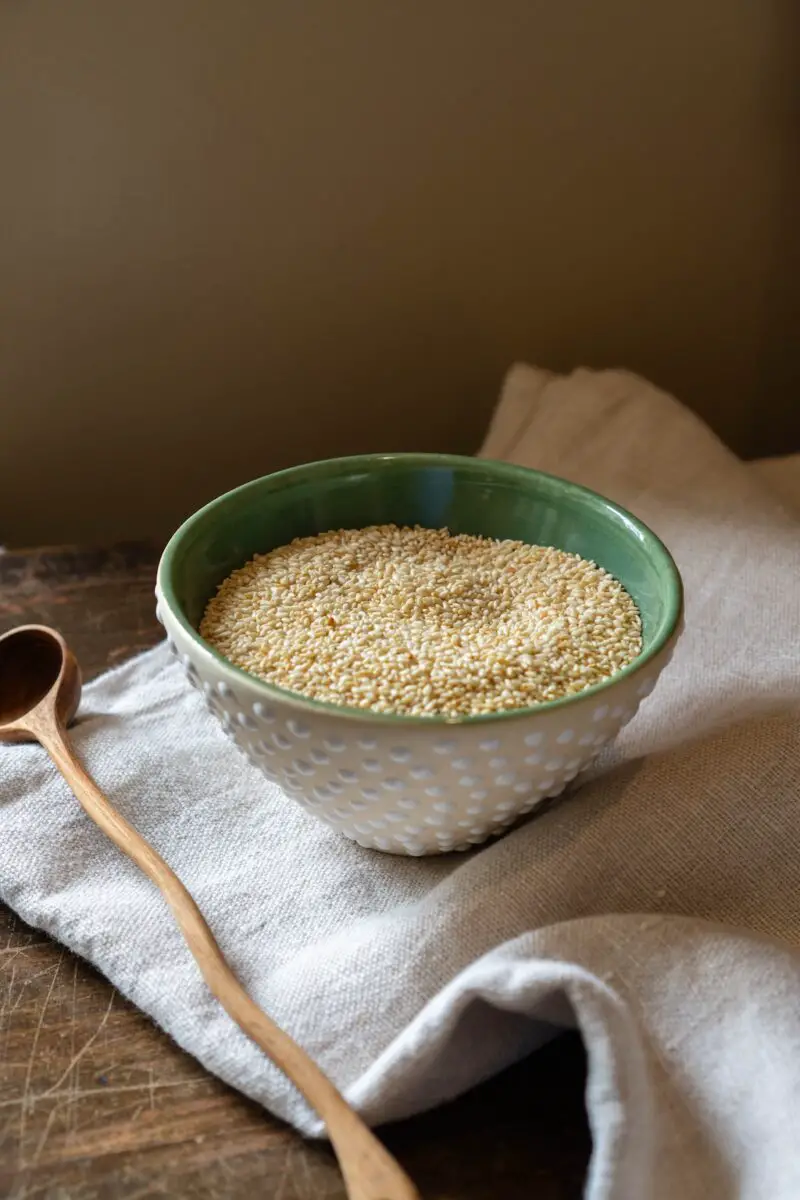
[199,525,642,717]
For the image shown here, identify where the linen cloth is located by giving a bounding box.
[2,365,800,1200]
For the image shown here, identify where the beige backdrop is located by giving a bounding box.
[1,1,797,546]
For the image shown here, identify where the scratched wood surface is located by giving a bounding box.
[0,544,590,1198]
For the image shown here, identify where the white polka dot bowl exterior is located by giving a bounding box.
[155,454,683,856]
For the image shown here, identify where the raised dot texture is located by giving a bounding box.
[199,653,636,855]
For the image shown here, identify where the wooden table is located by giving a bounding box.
[0,544,590,1198]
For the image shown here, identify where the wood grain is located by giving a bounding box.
[0,543,591,1198]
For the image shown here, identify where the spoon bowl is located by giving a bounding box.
[0,625,81,741]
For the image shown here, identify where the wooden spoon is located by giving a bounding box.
[0,624,419,1200]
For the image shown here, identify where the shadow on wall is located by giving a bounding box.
[752,0,800,458]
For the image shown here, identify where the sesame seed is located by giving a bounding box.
[199,525,642,717]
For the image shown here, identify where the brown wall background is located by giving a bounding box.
[1,1,798,546]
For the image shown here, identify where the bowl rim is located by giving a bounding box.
[156,452,684,726]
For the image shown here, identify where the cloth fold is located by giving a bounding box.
[2,365,800,1199]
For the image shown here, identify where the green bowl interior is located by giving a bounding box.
[159,454,682,717]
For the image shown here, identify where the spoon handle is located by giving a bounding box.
[30,709,418,1200]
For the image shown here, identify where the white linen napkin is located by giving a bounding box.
[2,365,800,1200]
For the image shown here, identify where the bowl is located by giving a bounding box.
[155,453,683,855]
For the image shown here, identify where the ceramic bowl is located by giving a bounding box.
[155,454,683,855]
